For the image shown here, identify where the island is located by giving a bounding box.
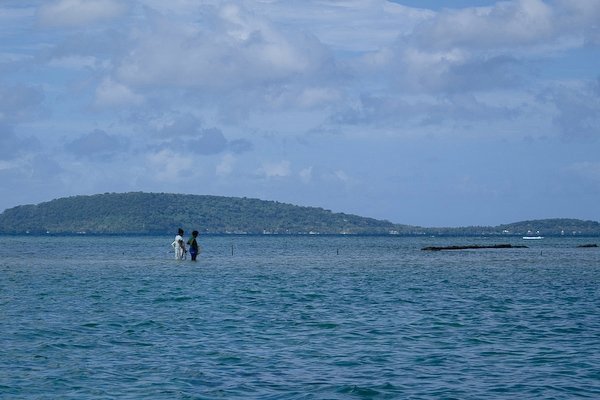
[0,192,599,236]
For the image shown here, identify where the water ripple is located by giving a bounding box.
[1,235,599,398]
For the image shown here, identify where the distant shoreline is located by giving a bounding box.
[1,193,599,236]
[2,232,600,238]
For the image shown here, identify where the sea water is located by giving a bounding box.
[1,235,598,399]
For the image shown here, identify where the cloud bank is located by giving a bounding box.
[0,0,599,226]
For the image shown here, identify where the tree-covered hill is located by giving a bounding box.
[420,218,600,236]
[0,192,598,235]
[496,219,600,236]
[0,192,414,235]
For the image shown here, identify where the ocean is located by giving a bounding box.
[1,235,599,399]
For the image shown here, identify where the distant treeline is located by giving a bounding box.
[0,192,598,236]
[0,192,410,235]
[432,219,600,237]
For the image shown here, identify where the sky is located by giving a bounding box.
[1,0,599,227]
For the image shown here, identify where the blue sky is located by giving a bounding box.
[1,0,599,227]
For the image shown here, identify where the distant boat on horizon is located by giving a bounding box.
[523,236,544,240]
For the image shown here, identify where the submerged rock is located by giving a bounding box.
[422,244,528,251]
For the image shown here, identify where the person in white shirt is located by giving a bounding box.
[172,228,187,260]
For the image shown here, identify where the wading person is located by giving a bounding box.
[172,228,187,260]
[187,230,200,261]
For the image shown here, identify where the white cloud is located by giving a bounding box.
[410,0,600,53]
[146,149,194,182]
[95,78,144,108]
[258,160,291,178]
[351,0,600,97]
[37,0,126,27]
[412,0,553,51]
[251,0,432,52]
[323,169,354,185]
[0,159,20,171]
[115,4,333,90]
[333,169,351,183]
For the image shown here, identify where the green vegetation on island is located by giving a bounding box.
[0,192,598,236]
[0,192,411,235]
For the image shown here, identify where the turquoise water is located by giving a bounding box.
[1,235,599,399]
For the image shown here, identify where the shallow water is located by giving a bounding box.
[1,235,599,399]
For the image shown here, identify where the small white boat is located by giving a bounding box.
[523,236,544,240]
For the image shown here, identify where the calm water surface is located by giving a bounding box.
[1,235,599,399]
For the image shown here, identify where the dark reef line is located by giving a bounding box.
[422,244,528,251]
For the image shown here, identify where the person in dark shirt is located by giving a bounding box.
[187,230,200,261]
